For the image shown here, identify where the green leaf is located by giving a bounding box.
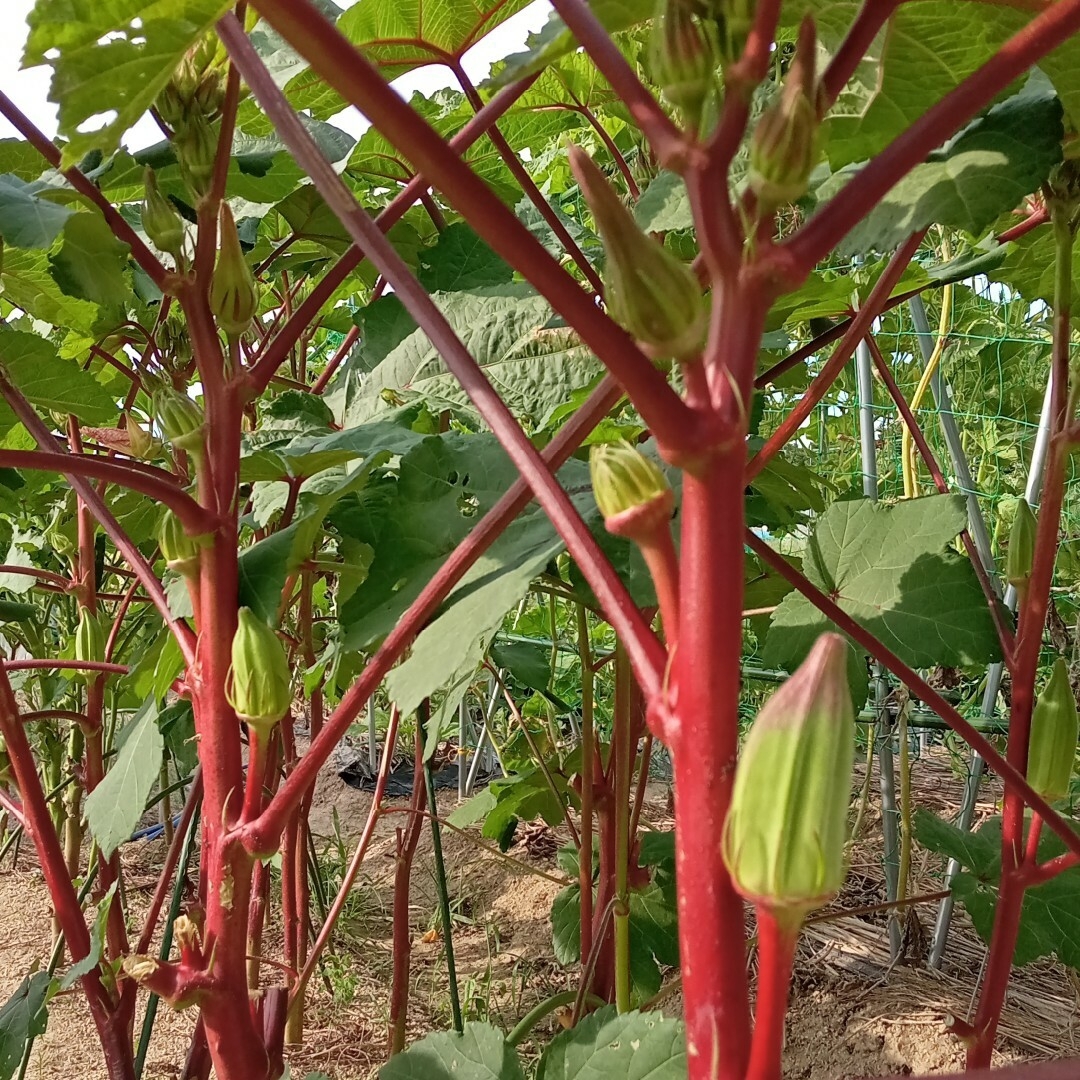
[551,885,581,967]
[822,77,1063,257]
[479,769,575,847]
[343,283,602,427]
[379,1023,525,1080]
[634,171,692,234]
[0,175,75,249]
[49,213,132,306]
[0,326,118,424]
[0,973,51,1080]
[0,247,101,332]
[489,639,551,694]
[85,699,163,859]
[536,1007,686,1080]
[24,0,231,168]
[417,223,514,293]
[764,495,1001,704]
[916,812,1080,969]
[60,882,118,991]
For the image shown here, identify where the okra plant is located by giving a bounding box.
[2,1,1080,1079]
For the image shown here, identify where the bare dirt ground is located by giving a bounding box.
[2,746,1076,1079]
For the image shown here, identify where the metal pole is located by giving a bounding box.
[855,330,904,959]
[458,697,468,800]
[909,296,1056,966]
[367,696,378,775]
[465,671,504,795]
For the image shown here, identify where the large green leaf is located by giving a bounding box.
[764,495,1002,705]
[0,248,101,332]
[23,0,230,168]
[85,699,163,859]
[0,176,76,249]
[334,432,608,722]
[0,326,118,424]
[379,1023,525,1080]
[343,283,603,428]
[915,811,1080,970]
[0,973,51,1080]
[417,223,514,293]
[49,213,132,306]
[822,77,1063,257]
[536,1007,686,1080]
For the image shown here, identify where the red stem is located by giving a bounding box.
[997,204,1050,243]
[744,530,1080,862]
[310,324,359,394]
[819,1,902,110]
[746,908,800,1080]
[573,103,640,199]
[230,5,701,458]
[747,232,924,480]
[6,659,128,675]
[780,0,1080,277]
[672,454,752,1080]
[0,451,216,534]
[0,565,72,590]
[0,664,135,1078]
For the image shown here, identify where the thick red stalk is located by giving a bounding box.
[245,70,540,394]
[222,17,664,698]
[232,5,700,457]
[781,0,1080,276]
[452,63,603,294]
[744,530,1080,861]
[243,373,623,853]
[745,909,800,1080]
[0,91,169,290]
[672,454,752,1080]
[0,565,72,590]
[747,231,924,480]
[0,451,216,534]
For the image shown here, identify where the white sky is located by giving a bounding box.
[0,0,553,146]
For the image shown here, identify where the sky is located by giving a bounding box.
[0,0,553,146]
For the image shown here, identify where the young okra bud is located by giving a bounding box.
[153,387,205,464]
[1006,498,1037,595]
[74,608,106,680]
[748,17,824,212]
[723,632,855,923]
[175,113,218,201]
[1027,658,1079,803]
[209,203,259,339]
[141,168,185,260]
[568,145,706,363]
[590,440,674,539]
[125,414,155,460]
[159,510,206,578]
[649,0,719,128]
[226,608,292,736]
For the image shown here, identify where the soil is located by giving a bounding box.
[1,745,1076,1079]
